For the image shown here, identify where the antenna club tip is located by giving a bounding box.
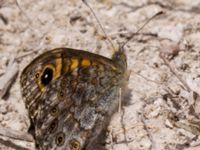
[156,11,164,16]
[82,0,88,5]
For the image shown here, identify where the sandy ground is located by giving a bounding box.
[1,0,200,149]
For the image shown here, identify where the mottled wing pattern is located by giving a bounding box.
[20,48,127,150]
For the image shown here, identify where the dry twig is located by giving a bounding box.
[0,61,19,98]
[159,52,191,92]
[0,127,33,142]
[140,113,157,150]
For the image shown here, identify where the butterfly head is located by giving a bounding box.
[112,47,127,73]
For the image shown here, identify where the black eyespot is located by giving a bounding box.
[55,132,65,146]
[41,67,53,85]
[69,139,80,150]
[50,106,58,116]
[35,73,40,79]
[48,120,58,133]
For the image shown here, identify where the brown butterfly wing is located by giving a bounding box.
[20,48,126,149]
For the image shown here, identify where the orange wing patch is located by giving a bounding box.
[81,58,91,67]
[70,59,79,70]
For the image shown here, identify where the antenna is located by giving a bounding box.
[82,0,116,51]
[83,0,163,52]
[121,11,163,50]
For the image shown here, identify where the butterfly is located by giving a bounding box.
[20,47,127,150]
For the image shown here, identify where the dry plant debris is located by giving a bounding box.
[1,0,200,149]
